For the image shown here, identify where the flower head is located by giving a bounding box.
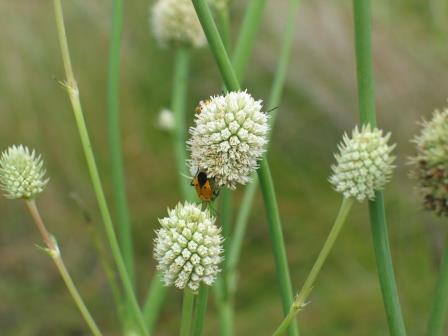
[188,91,269,189]
[0,145,48,200]
[151,0,206,48]
[154,202,223,292]
[410,108,448,216]
[157,108,175,131]
[329,125,395,202]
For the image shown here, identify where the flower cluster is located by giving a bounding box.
[0,145,48,200]
[188,91,269,189]
[410,108,448,216]
[154,202,223,292]
[151,0,206,48]
[329,125,395,202]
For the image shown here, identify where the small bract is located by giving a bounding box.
[154,202,223,292]
[188,91,269,189]
[329,125,395,202]
[0,145,48,200]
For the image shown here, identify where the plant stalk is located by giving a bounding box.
[353,1,407,335]
[427,238,448,336]
[180,289,196,336]
[191,1,298,335]
[25,200,102,336]
[53,1,148,334]
[191,285,209,336]
[107,0,134,288]
[272,197,354,336]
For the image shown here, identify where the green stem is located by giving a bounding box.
[107,0,134,289]
[215,7,231,51]
[227,0,300,283]
[191,285,209,336]
[191,1,298,335]
[352,1,406,335]
[143,274,167,333]
[52,1,149,335]
[180,289,195,336]
[25,200,103,336]
[172,48,196,202]
[232,0,267,81]
[427,239,448,336]
[272,198,354,336]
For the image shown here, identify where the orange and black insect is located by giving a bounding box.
[190,170,220,202]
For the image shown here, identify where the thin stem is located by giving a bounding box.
[25,200,102,336]
[107,0,134,289]
[180,289,195,336]
[272,198,354,336]
[143,274,167,333]
[227,0,301,282]
[215,7,231,51]
[172,48,196,202]
[427,238,448,336]
[191,1,298,335]
[232,0,267,81]
[52,1,149,335]
[352,1,407,335]
[191,285,209,336]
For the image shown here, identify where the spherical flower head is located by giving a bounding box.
[0,145,48,200]
[188,91,269,189]
[329,125,395,202]
[410,108,448,216]
[154,202,223,292]
[151,0,206,48]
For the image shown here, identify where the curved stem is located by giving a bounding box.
[191,1,298,335]
[191,285,209,336]
[353,1,407,335]
[25,200,103,336]
[180,289,195,336]
[52,1,149,335]
[272,198,354,336]
[427,238,448,336]
[107,0,134,289]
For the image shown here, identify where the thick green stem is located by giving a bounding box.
[272,198,354,336]
[191,285,209,336]
[180,290,195,336]
[353,1,407,335]
[52,1,148,335]
[232,0,267,81]
[107,0,134,289]
[227,0,301,284]
[191,1,298,335]
[25,200,103,336]
[427,239,448,336]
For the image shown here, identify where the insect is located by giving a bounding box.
[190,169,220,202]
[195,99,211,114]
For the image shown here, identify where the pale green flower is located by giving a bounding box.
[329,125,395,202]
[0,145,48,200]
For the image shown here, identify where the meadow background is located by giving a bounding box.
[1,0,448,335]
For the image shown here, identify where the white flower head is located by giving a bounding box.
[329,125,395,202]
[0,145,49,200]
[188,91,269,189]
[157,108,175,131]
[154,202,223,292]
[151,0,207,48]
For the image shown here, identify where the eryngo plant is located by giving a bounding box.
[329,125,395,202]
[0,145,48,200]
[188,91,269,189]
[154,202,223,292]
[410,108,448,216]
[151,0,206,48]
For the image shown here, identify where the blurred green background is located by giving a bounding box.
[1,0,448,335]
